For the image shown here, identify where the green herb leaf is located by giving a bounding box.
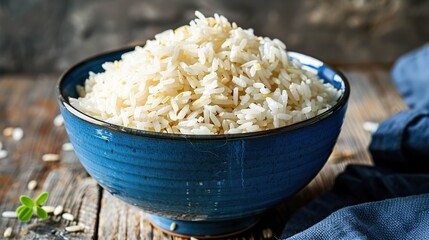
[16,205,27,215]
[35,206,48,219]
[18,207,33,222]
[35,192,49,205]
[19,195,34,208]
[16,192,50,222]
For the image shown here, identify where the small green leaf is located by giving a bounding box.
[18,207,33,222]
[19,195,34,208]
[35,206,48,219]
[16,205,27,215]
[16,191,51,222]
[35,192,49,205]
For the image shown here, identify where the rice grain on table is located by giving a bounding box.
[65,225,84,233]
[2,211,17,218]
[0,150,7,159]
[12,127,24,141]
[54,205,63,216]
[3,227,12,238]
[42,206,55,214]
[70,11,341,134]
[27,180,37,190]
[62,142,74,151]
[42,153,60,162]
[53,114,64,127]
[62,213,74,221]
[363,121,379,133]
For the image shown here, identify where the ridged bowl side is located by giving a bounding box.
[58,48,349,221]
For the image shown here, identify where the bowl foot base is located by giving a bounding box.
[148,214,259,238]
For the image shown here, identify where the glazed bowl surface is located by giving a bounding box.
[58,47,349,230]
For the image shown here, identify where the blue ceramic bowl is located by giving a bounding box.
[58,47,349,236]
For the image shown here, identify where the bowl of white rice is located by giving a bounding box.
[58,12,350,237]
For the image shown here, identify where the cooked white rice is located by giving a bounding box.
[70,11,341,135]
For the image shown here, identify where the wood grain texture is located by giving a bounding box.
[0,76,100,239]
[0,67,407,239]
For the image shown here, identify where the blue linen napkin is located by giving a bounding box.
[282,44,429,239]
[285,192,429,239]
[370,43,429,170]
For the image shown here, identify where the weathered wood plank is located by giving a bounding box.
[0,76,100,239]
[98,191,283,240]
[23,168,100,240]
[99,191,150,240]
[0,77,58,239]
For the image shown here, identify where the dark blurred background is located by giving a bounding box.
[1,0,429,74]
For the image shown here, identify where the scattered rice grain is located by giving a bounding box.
[12,128,23,141]
[42,154,60,162]
[42,206,55,214]
[53,114,64,127]
[65,225,84,233]
[62,213,74,221]
[170,222,177,231]
[0,150,7,159]
[54,205,63,216]
[3,227,12,238]
[27,180,37,190]
[2,211,17,218]
[363,121,379,133]
[62,142,74,151]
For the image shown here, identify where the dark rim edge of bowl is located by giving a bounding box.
[57,46,351,141]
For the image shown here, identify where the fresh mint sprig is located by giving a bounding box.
[16,192,49,222]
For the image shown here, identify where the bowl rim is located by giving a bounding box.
[57,46,350,141]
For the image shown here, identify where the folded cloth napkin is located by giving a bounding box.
[282,165,429,239]
[282,44,429,239]
[370,43,429,170]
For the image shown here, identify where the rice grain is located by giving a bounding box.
[42,154,60,162]
[42,206,55,214]
[2,211,17,218]
[54,205,63,216]
[70,12,341,134]
[27,180,37,190]
[53,114,64,127]
[62,213,74,221]
[65,225,84,233]
[0,150,7,159]
[12,128,23,141]
[62,142,74,151]
[3,227,12,238]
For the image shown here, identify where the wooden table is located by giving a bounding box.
[0,67,406,239]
